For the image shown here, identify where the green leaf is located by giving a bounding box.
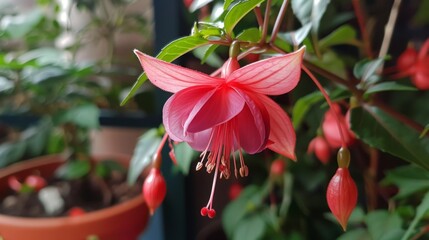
[127,129,163,184]
[224,0,265,35]
[291,0,312,25]
[55,160,91,180]
[22,118,52,157]
[0,141,26,167]
[1,9,43,39]
[382,165,429,199]
[95,160,126,178]
[401,191,429,240]
[0,76,13,93]
[291,0,330,34]
[193,45,223,67]
[224,0,234,10]
[319,25,357,49]
[121,36,209,105]
[237,28,261,43]
[233,214,266,240]
[311,0,330,34]
[223,185,261,238]
[353,58,384,83]
[350,106,429,170]
[365,82,417,96]
[421,124,429,138]
[292,91,323,128]
[277,23,312,46]
[173,142,197,175]
[365,211,404,240]
[338,229,371,240]
[54,104,100,129]
[189,0,213,12]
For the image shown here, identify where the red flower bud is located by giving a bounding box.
[25,175,47,191]
[412,57,429,90]
[270,159,285,177]
[143,168,167,215]
[322,106,355,148]
[308,136,332,164]
[397,48,418,73]
[228,183,243,200]
[326,167,357,231]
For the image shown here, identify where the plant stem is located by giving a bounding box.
[270,0,289,43]
[365,147,379,211]
[254,7,264,27]
[259,0,272,45]
[352,0,373,58]
[302,65,348,148]
[153,133,169,169]
[377,0,402,71]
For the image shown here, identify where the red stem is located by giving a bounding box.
[254,7,264,27]
[259,0,272,45]
[301,65,348,148]
[270,0,289,43]
[352,0,373,58]
[153,133,169,169]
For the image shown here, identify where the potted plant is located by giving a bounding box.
[0,2,150,239]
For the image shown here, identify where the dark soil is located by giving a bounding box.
[0,170,143,218]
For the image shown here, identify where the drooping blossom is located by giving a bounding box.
[395,39,429,90]
[308,136,331,164]
[143,168,167,215]
[134,47,304,217]
[322,105,355,148]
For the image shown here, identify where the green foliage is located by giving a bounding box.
[350,106,429,170]
[55,160,91,180]
[173,142,197,175]
[223,0,265,35]
[127,128,163,184]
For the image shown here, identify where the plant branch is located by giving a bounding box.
[254,7,264,27]
[259,0,272,45]
[270,0,289,43]
[377,0,402,71]
[352,0,373,58]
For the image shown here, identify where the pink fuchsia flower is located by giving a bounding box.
[134,47,305,217]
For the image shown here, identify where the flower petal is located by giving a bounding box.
[226,47,305,95]
[163,86,214,142]
[234,90,270,154]
[185,86,245,133]
[258,94,296,160]
[134,50,222,93]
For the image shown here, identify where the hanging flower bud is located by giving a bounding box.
[412,57,429,90]
[326,148,357,231]
[143,168,167,215]
[270,159,286,177]
[397,47,418,73]
[322,105,355,148]
[228,183,243,200]
[308,136,332,164]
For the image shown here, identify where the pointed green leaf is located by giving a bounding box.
[364,82,417,96]
[382,165,429,199]
[127,129,163,184]
[224,0,265,35]
[233,214,266,240]
[350,106,429,170]
[121,36,209,105]
[319,25,357,49]
[311,0,330,34]
[55,160,91,180]
[173,142,197,175]
[401,191,429,240]
[237,28,261,43]
[365,211,404,240]
[292,91,323,128]
[353,58,384,83]
[291,0,312,25]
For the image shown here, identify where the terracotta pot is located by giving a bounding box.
[0,154,149,240]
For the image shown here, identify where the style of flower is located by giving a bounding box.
[134,47,304,217]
